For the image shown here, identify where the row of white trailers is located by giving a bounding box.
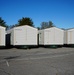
[0,25,74,48]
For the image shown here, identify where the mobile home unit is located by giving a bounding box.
[0,26,5,47]
[6,25,38,48]
[64,28,74,47]
[38,27,64,48]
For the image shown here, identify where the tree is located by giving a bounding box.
[0,17,7,27]
[9,25,15,29]
[48,21,55,27]
[41,22,48,29]
[37,27,41,30]
[0,17,8,30]
[18,17,34,27]
[41,21,55,29]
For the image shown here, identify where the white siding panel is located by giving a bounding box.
[54,28,64,45]
[26,26,37,45]
[44,28,54,45]
[14,27,27,45]
[67,29,74,44]
[0,27,5,46]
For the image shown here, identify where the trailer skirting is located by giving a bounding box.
[64,44,74,48]
[13,45,38,49]
[0,46,5,49]
[39,45,63,48]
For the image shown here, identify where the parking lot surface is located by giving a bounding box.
[0,47,74,75]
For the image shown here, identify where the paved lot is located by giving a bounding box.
[0,47,74,75]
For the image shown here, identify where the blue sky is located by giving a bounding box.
[0,0,74,29]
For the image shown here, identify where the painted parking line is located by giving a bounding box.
[6,60,9,67]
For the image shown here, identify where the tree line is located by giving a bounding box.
[0,17,55,30]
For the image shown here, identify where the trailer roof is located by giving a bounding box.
[65,27,74,30]
[14,25,37,29]
[39,26,64,31]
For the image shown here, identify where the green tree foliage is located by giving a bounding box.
[9,24,18,29]
[48,21,55,27]
[0,17,7,27]
[37,27,41,30]
[0,17,8,30]
[41,22,48,29]
[8,25,16,29]
[18,17,34,27]
[41,21,55,29]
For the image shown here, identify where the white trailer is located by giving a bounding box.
[0,26,5,47]
[38,27,64,48]
[6,25,38,48]
[64,28,74,47]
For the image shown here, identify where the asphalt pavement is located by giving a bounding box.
[0,47,74,75]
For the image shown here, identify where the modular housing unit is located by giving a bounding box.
[6,25,38,48]
[0,26,5,47]
[38,27,64,47]
[64,28,74,46]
